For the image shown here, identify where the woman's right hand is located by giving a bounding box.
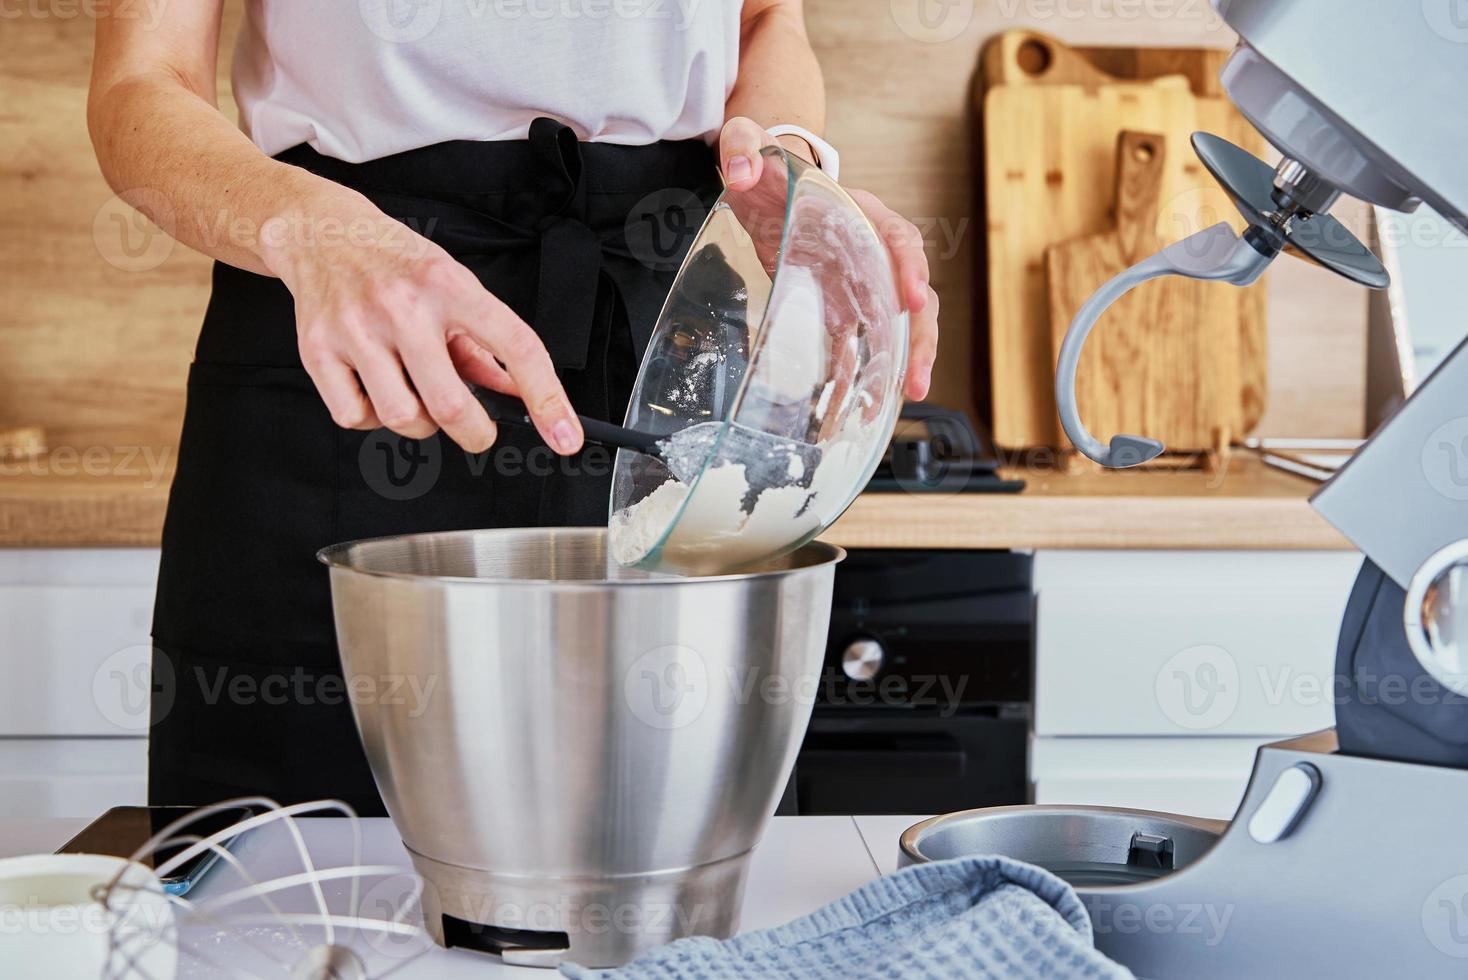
[260,187,584,456]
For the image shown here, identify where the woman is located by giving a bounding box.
[89,0,939,814]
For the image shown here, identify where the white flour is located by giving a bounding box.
[610,417,875,573]
[609,478,693,566]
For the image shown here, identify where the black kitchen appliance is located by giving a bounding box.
[794,549,1033,815]
[864,404,1026,494]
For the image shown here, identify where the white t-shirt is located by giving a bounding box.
[232,0,742,162]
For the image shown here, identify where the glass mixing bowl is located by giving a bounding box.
[610,146,909,574]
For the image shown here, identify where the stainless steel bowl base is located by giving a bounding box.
[319,528,843,969]
[410,845,751,968]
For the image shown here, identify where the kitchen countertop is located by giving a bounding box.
[1,813,922,977]
[0,430,175,547]
[826,452,1349,551]
[0,430,1347,550]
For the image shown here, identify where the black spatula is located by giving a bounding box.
[471,387,821,490]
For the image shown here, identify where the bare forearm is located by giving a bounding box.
[728,0,825,147]
[88,73,372,277]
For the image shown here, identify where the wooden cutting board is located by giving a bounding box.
[1046,131,1240,455]
[980,31,1268,449]
[981,31,1234,96]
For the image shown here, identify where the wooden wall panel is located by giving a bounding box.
[2,5,243,444]
[806,0,1368,437]
[1,1,1368,446]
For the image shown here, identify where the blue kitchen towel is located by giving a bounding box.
[560,855,1134,979]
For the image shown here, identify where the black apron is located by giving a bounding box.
[149,120,720,814]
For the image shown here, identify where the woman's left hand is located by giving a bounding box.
[718,116,939,401]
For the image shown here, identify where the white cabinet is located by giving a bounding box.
[0,549,158,816]
[0,739,146,818]
[1031,736,1268,821]
[1030,550,1363,817]
[1034,550,1362,737]
[0,545,1368,821]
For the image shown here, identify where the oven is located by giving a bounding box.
[793,549,1033,815]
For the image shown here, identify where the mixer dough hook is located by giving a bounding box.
[1054,222,1276,467]
[1055,131,1391,468]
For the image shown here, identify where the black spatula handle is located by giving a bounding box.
[470,387,663,456]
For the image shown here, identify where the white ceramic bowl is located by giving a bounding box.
[0,853,176,979]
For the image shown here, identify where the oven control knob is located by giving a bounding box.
[841,638,885,681]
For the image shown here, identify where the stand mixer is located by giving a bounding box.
[1056,0,1461,468]
[906,1,1468,976]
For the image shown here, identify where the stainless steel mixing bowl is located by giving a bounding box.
[899,805,1223,886]
[318,527,842,968]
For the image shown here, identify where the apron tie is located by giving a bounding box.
[353,117,713,374]
[527,119,603,370]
